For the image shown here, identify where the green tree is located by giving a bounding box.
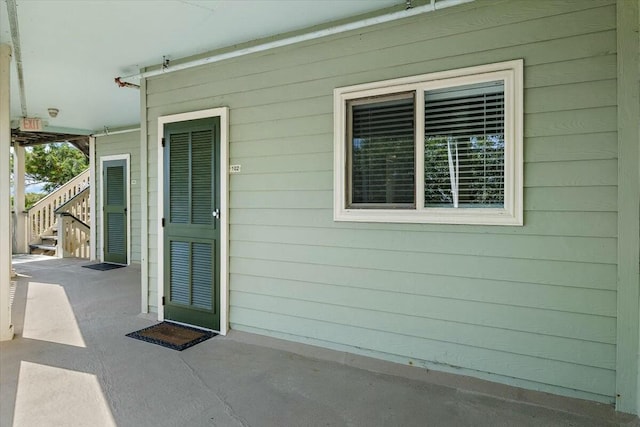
[25,143,88,193]
[11,192,47,210]
[424,135,504,207]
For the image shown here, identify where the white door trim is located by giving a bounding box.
[89,137,97,261]
[99,154,131,265]
[156,107,229,336]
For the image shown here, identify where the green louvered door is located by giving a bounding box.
[163,118,220,330]
[103,160,127,264]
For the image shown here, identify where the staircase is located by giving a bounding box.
[29,233,59,255]
[27,169,91,258]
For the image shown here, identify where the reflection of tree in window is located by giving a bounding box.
[424,81,505,208]
[350,95,415,207]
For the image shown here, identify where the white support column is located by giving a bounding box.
[139,77,149,313]
[615,0,640,414]
[13,144,26,253]
[57,217,64,259]
[0,44,15,341]
[89,136,96,260]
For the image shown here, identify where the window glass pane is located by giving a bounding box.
[424,81,505,208]
[350,95,415,207]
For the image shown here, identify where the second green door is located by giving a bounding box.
[103,159,127,264]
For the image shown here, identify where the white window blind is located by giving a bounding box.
[424,81,505,208]
[349,94,415,207]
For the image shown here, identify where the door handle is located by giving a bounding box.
[212,209,220,219]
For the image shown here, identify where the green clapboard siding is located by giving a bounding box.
[145,0,619,404]
[95,131,141,263]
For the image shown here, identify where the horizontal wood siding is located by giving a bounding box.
[96,132,141,263]
[146,0,618,403]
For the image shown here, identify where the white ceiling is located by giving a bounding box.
[0,0,400,133]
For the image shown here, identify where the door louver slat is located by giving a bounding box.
[107,213,125,253]
[106,166,124,205]
[191,130,214,225]
[191,242,213,309]
[170,241,190,305]
[170,132,190,224]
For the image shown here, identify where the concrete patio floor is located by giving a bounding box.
[1,257,638,427]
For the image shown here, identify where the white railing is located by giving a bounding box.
[57,213,90,258]
[56,186,90,226]
[27,169,90,244]
[55,186,91,259]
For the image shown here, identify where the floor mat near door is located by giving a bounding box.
[126,322,217,351]
[82,263,125,271]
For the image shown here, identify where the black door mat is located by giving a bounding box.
[126,322,217,351]
[82,263,125,271]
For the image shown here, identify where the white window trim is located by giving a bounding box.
[334,59,523,226]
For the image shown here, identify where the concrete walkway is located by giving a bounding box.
[1,257,637,427]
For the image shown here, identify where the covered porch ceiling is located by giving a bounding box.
[0,0,401,146]
[10,129,89,156]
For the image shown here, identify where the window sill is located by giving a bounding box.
[334,208,523,226]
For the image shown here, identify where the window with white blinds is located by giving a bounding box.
[349,93,415,207]
[334,60,523,225]
[424,81,505,208]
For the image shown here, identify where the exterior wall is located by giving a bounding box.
[95,131,141,263]
[145,0,619,403]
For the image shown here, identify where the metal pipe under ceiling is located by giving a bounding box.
[115,0,474,86]
[6,0,27,117]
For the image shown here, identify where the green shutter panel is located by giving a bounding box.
[107,214,125,254]
[191,130,214,225]
[170,241,190,305]
[191,242,213,309]
[164,118,220,330]
[168,241,214,310]
[169,132,190,224]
